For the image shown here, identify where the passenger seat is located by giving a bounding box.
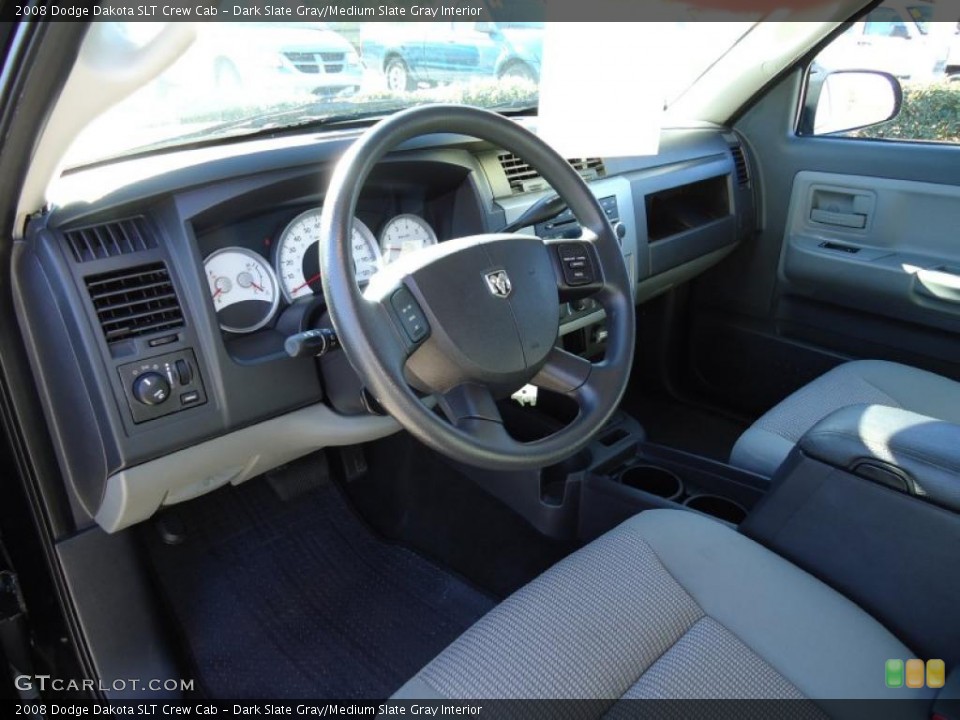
[730,360,960,478]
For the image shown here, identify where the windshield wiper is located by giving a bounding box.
[486,99,538,115]
[171,101,409,142]
[197,95,537,138]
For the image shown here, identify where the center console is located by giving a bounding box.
[742,404,960,671]
[577,422,768,540]
[450,404,769,544]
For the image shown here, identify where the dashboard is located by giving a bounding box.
[14,122,754,533]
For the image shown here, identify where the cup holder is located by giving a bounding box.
[683,494,747,524]
[619,465,683,501]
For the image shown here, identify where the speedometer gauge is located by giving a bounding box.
[274,208,382,303]
[379,214,437,265]
[204,247,280,334]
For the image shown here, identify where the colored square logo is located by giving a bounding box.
[927,660,946,689]
[886,659,904,688]
[906,659,925,688]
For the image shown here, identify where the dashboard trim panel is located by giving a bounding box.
[94,401,405,533]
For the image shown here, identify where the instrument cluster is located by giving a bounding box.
[202,207,440,335]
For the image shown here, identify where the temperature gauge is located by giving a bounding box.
[204,247,280,334]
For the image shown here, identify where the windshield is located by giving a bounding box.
[64,20,757,168]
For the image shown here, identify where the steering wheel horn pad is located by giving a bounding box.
[387,234,560,395]
[320,105,635,470]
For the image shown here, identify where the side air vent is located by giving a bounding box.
[64,217,157,263]
[730,145,749,187]
[498,152,606,195]
[84,263,184,344]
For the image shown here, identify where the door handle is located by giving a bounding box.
[810,208,868,229]
[916,268,960,304]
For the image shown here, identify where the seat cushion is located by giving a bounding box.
[730,360,960,477]
[393,510,931,713]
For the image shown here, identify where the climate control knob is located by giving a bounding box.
[133,372,171,406]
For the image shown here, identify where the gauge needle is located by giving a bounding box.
[250,281,265,293]
[212,288,223,301]
[291,273,322,295]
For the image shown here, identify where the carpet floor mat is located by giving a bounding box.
[140,453,495,700]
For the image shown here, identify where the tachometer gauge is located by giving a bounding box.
[379,214,438,265]
[204,247,280,334]
[274,208,382,302]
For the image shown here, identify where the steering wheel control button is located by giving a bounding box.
[133,372,170,406]
[391,287,429,343]
[557,243,596,286]
[119,348,207,423]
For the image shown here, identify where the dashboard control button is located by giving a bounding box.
[175,358,192,386]
[133,372,171,406]
[390,287,429,343]
[148,334,178,348]
[119,349,205,423]
[180,391,200,406]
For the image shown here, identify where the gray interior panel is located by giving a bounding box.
[96,402,403,533]
[781,171,960,332]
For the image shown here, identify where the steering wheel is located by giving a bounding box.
[320,105,635,470]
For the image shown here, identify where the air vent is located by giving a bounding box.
[84,263,184,344]
[498,153,605,195]
[730,145,749,187]
[64,217,157,263]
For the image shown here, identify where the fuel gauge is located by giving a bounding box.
[204,247,280,333]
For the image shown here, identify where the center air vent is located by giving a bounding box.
[84,263,184,344]
[64,217,157,263]
[498,153,605,195]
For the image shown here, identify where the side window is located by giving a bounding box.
[804,1,960,143]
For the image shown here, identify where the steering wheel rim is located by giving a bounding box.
[320,104,635,470]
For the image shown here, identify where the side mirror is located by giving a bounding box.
[813,70,902,135]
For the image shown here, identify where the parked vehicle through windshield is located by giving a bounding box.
[64,20,758,167]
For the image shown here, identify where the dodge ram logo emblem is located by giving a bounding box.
[484,270,512,298]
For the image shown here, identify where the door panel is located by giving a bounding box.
[682,69,960,420]
[781,171,960,333]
